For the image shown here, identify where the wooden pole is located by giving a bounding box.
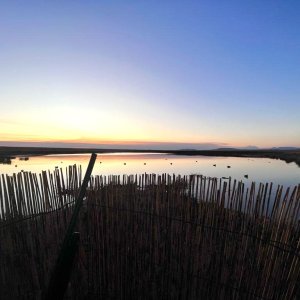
[44,153,97,300]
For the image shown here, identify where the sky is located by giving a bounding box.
[0,1,299,149]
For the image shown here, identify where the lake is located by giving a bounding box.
[0,153,299,188]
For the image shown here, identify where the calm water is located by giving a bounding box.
[1,153,299,188]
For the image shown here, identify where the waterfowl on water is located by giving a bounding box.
[213,164,216,167]
[124,163,126,165]
[244,175,248,178]
[227,166,231,168]
[144,163,146,165]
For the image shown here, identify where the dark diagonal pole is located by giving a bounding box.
[45,153,97,300]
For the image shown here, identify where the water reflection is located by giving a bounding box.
[0,153,299,188]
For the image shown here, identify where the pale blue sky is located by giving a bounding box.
[0,1,299,148]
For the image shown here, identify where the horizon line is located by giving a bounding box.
[0,140,299,150]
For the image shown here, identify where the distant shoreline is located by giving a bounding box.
[0,146,300,167]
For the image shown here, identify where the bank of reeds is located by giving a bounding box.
[0,166,81,299]
[0,166,299,299]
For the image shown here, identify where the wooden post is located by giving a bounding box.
[44,153,97,300]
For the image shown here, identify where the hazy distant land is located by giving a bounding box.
[0,146,299,167]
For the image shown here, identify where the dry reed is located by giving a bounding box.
[0,166,299,299]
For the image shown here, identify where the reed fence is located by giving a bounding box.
[0,166,299,299]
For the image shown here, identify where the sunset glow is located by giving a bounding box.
[1,1,299,149]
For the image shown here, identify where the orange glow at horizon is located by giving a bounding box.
[1,107,298,149]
